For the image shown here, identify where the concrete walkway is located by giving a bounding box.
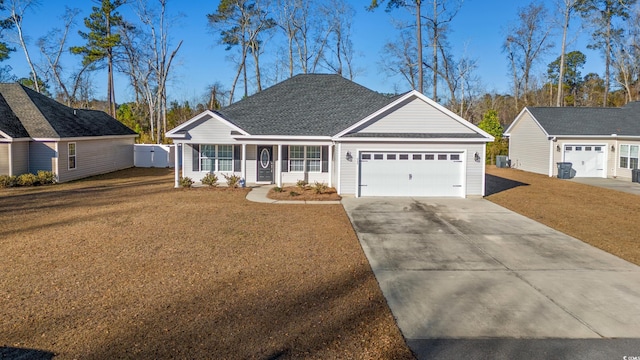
[569,177,640,196]
[245,185,342,204]
[342,197,640,359]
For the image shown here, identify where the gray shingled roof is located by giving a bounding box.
[216,74,397,136]
[0,92,29,138]
[0,83,137,139]
[343,132,485,138]
[526,102,640,136]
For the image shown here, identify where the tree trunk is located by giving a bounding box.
[557,4,570,107]
[432,0,437,100]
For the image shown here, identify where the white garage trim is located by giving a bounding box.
[356,148,467,198]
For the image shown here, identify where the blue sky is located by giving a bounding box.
[2,0,605,104]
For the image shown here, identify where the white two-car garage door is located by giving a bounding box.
[563,145,605,178]
[358,151,465,197]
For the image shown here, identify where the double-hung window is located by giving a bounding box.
[289,145,321,172]
[199,145,235,172]
[306,146,321,172]
[200,145,216,172]
[218,145,233,171]
[619,144,639,169]
[290,145,305,172]
[68,143,76,170]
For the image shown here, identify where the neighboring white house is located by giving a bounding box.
[505,103,640,180]
[0,83,137,182]
[166,74,494,197]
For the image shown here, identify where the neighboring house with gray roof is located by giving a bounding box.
[167,74,494,197]
[505,103,640,180]
[0,83,137,182]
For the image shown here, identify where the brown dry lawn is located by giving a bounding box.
[486,166,640,266]
[0,168,413,360]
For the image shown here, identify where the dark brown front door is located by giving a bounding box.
[257,146,273,182]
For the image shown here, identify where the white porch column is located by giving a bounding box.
[277,144,282,187]
[241,143,247,182]
[174,143,180,188]
[328,144,333,187]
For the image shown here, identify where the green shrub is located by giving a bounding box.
[36,170,56,185]
[17,173,38,186]
[296,179,308,189]
[273,186,284,193]
[201,173,219,187]
[222,173,241,188]
[0,175,18,188]
[179,176,194,188]
[289,191,299,197]
[312,181,328,194]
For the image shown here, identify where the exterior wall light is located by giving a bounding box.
[556,145,561,152]
[346,151,353,162]
[474,152,481,162]
[611,145,615,152]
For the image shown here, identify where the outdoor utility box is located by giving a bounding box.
[496,155,509,168]
[632,168,640,183]
[557,162,573,179]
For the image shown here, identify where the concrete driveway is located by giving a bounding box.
[342,197,640,359]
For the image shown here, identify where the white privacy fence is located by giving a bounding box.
[134,144,177,168]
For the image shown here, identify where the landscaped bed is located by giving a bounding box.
[486,166,640,266]
[0,168,413,359]
[267,185,341,201]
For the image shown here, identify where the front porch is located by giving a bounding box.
[173,142,333,188]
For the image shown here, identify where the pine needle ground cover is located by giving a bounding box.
[0,168,413,359]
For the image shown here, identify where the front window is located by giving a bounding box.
[306,146,321,172]
[200,145,215,172]
[218,145,233,171]
[290,145,305,172]
[619,144,639,169]
[68,143,76,170]
[199,145,234,172]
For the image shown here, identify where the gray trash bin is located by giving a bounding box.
[496,155,508,168]
[632,169,640,183]
[557,162,573,179]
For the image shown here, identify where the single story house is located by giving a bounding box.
[0,83,137,182]
[166,74,494,197]
[505,102,640,180]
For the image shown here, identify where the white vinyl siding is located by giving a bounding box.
[0,143,8,175]
[57,138,134,183]
[11,142,29,175]
[29,141,56,174]
[180,114,239,143]
[338,141,485,197]
[508,112,551,175]
[353,97,475,134]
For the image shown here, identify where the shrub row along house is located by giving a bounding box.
[167,74,494,197]
[506,103,640,180]
[0,83,137,183]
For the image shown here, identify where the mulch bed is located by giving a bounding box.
[486,166,640,266]
[267,186,341,201]
[0,168,413,359]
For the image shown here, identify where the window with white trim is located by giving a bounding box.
[289,145,321,172]
[68,143,76,170]
[619,144,639,169]
[199,145,234,172]
[290,145,305,172]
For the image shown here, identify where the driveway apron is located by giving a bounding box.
[342,197,640,359]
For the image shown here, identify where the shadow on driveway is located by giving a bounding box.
[485,174,529,196]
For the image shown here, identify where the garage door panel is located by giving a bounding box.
[563,145,605,178]
[359,152,464,197]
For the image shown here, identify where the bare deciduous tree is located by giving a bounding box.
[7,0,40,92]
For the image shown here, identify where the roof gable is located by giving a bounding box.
[507,103,640,137]
[0,83,136,139]
[216,74,396,136]
[335,90,493,140]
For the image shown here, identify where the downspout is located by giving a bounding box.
[481,145,486,197]
[8,142,13,176]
